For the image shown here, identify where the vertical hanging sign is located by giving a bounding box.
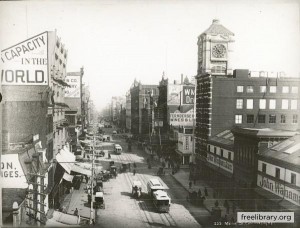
[1,32,48,85]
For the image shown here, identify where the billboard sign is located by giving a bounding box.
[170,109,194,126]
[65,75,80,98]
[167,84,182,105]
[1,32,48,85]
[1,154,28,188]
[257,174,300,206]
[182,85,195,105]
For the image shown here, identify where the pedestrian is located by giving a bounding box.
[198,188,202,198]
[230,216,235,223]
[223,200,230,214]
[232,202,236,213]
[189,181,192,189]
[128,163,131,171]
[74,208,78,216]
[223,214,228,223]
[204,187,208,197]
[133,162,137,168]
[133,169,136,176]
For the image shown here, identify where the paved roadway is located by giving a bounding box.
[90,126,212,228]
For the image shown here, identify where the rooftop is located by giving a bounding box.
[209,129,234,150]
[260,134,300,167]
[201,19,234,36]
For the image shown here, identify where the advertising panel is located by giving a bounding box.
[167,84,182,105]
[1,32,48,85]
[257,174,300,206]
[182,85,195,105]
[65,75,80,98]
[170,109,194,126]
[207,153,233,174]
[1,154,28,188]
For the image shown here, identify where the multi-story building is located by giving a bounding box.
[256,134,300,225]
[65,68,84,149]
[126,91,131,132]
[194,19,300,213]
[195,19,300,173]
[231,127,297,210]
[1,31,70,226]
[130,80,159,137]
[156,75,195,162]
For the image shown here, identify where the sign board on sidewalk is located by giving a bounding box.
[1,32,48,85]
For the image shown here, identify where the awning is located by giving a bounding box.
[56,147,76,174]
[71,164,92,176]
[50,211,80,226]
[63,172,74,182]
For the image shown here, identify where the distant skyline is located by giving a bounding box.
[0,0,299,110]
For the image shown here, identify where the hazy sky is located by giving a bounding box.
[0,0,299,110]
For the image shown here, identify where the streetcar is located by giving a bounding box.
[147,178,165,197]
[153,190,171,213]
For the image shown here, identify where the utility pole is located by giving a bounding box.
[90,129,95,224]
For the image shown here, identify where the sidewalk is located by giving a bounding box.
[171,168,241,223]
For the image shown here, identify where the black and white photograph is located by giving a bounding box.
[0,0,299,227]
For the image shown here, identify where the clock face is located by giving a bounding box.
[212,44,226,58]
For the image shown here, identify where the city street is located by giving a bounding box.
[90,126,208,228]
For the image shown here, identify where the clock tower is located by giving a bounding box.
[197,19,234,76]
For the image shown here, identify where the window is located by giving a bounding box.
[269,99,276,109]
[275,168,280,179]
[236,99,243,109]
[237,86,244,93]
[282,86,289,93]
[269,114,276,123]
[293,114,298,123]
[246,86,254,93]
[259,99,266,109]
[280,115,286,123]
[270,86,277,93]
[228,152,232,161]
[208,145,210,152]
[211,66,226,74]
[262,163,266,173]
[291,100,297,110]
[220,149,223,157]
[235,115,242,124]
[291,173,296,185]
[258,114,266,123]
[246,99,253,109]
[291,86,298,94]
[214,147,217,154]
[282,99,289,109]
[260,86,267,93]
[247,114,254,123]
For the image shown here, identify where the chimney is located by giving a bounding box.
[181,74,183,84]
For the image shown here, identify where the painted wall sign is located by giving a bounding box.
[257,174,300,206]
[182,86,195,105]
[65,75,80,98]
[1,154,28,188]
[207,153,233,173]
[167,84,182,105]
[170,109,194,126]
[1,32,48,85]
